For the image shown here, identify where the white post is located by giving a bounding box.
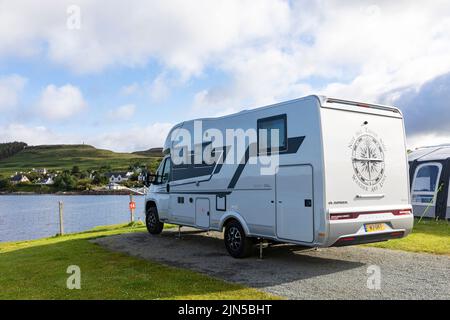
[59,201,64,235]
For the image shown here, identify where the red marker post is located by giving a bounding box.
[129,194,136,223]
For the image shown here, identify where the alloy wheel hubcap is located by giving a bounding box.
[147,212,156,227]
[227,226,242,251]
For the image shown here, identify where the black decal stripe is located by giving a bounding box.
[170,136,305,187]
[227,136,305,189]
[155,191,231,196]
[227,144,252,189]
[286,136,305,154]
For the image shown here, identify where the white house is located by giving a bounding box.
[106,172,133,184]
[10,174,30,184]
[37,177,54,185]
[32,168,47,175]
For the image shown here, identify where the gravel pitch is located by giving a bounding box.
[92,228,450,300]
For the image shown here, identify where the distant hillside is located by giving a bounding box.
[0,142,27,160]
[0,144,162,176]
[133,147,164,157]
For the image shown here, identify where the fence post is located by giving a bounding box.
[59,201,64,235]
[129,194,134,223]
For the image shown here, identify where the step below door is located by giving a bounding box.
[276,165,314,243]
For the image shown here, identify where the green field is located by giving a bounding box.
[366,218,450,256]
[0,144,162,177]
[0,224,277,300]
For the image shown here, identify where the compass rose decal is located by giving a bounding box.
[351,134,385,186]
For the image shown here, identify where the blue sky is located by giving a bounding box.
[1,0,450,151]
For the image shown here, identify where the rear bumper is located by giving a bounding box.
[325,212,414,247]
[332,231,405,247]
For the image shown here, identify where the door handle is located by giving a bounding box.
[304,199,312,207]
[166,183,170,193]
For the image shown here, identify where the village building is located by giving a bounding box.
[10,174,30,184]
[106,172,133,184]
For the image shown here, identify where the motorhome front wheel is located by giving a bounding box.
[146,207,164,235]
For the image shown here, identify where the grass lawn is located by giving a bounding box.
[365,218,450,256]
[0,224,277,300]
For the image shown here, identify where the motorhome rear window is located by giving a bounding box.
[257,114,287,154]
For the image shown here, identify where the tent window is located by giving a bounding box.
[412,163,442,205]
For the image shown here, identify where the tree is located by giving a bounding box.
[0,178,13,191]
[71,166,80,175]
[0,142,27,160]
[92,174,108,185]
[76,178,92,191]
[54,173,78,190]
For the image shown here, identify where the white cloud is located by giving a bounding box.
[194,1,450,114]
[37,84,87,120]
[0,124,67,145]
[149,74,170,102]
[107,104,136,120]
[0,0,290,75]
[120,83,140,96]
[87,122,173,152]
[0,75,27,110]
[3,1,449,105]
[2,1,450,148]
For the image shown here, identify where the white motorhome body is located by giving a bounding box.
[145,95,413,258]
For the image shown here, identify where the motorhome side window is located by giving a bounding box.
[153,157,171,184]
[257,114,287,154]
[161,157,171,184]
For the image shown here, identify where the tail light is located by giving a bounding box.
[330,213,359,220]
[392,209,412,216]
[330,208,412,220]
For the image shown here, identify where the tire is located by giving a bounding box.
[146,206,164,235]
[224,220,253,258]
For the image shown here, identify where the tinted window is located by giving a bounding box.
[258,114,287,154]
[161,157,171,183]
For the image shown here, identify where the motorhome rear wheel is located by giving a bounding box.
[224,220,253,258]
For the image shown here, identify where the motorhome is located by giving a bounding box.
[144,95,413,258]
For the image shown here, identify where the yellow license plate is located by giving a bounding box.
[364,223,386,233]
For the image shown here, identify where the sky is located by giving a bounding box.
[0,0,450,152]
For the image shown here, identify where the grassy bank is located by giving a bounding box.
[0,224,276,300]
[0,144,162,177]
[365,218,450,256]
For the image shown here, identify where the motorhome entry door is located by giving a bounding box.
[276,165,314,243]
[195,198,210,228]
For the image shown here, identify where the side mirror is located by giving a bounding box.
[145,174,158,187]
